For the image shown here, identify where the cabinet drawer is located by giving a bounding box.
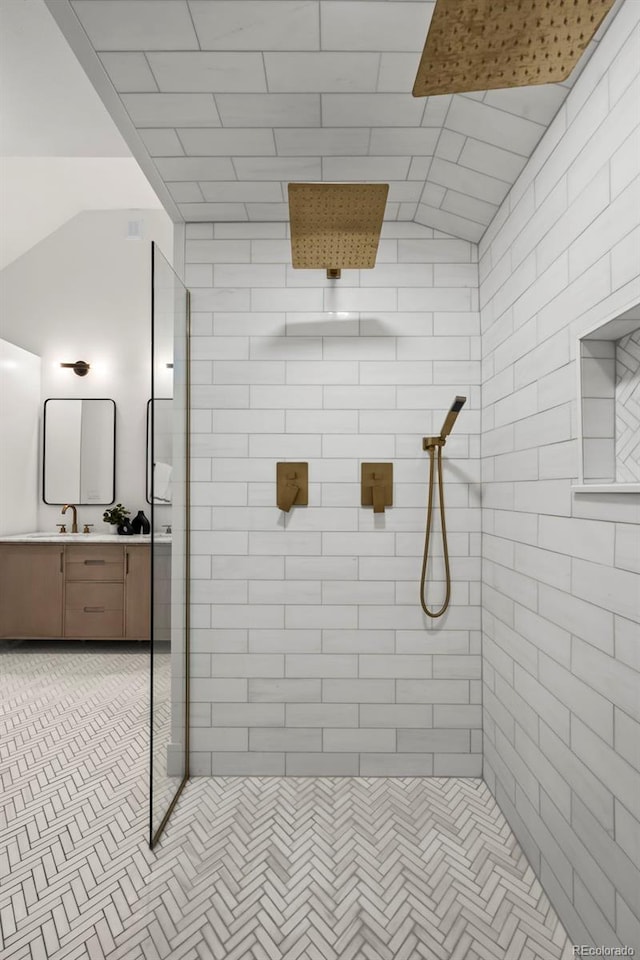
[65,544,123,581]
[65,582,124,638]
[66,582,123,609]
[65,608,124,638]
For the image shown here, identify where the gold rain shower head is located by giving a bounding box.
[412,0,617,97]
[288,183,389,280]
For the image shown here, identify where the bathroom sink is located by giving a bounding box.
[11,532,73,541]
[24,532,96,540]
[20,532,109,541]
[1,532,169,543]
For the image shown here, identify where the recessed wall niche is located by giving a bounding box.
[577,304,640,491]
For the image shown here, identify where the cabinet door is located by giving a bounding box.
[65,582,124,639]
[125,545,150,640]
[0,545,64,638]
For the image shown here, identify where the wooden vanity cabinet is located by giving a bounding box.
[0,544,64,638]
[125,545,151,640]
[0,542,151,641]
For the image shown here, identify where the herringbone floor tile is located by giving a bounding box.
[1,643,573,960]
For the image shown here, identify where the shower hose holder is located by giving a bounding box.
[422,436,446,450]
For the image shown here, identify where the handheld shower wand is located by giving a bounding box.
[420,396,466,618]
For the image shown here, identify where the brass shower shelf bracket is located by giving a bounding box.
[361,463,393,514]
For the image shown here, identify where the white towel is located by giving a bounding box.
[153,461,172,502]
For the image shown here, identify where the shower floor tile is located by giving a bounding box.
[1,643,572,960]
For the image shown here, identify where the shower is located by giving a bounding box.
[419,396,467,618]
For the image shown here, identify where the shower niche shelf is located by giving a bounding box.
[574,304,640,494]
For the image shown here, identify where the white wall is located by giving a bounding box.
[479,1,640,949]
[0,339,41,535]
[185,219,482,777]
[0,208,173,533]
[0,157,164,270]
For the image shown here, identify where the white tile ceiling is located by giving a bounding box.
[50,0,622,241]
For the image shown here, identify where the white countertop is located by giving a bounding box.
[0,532,171,544]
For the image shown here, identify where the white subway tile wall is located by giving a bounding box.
[186,219,481,779]
[480,2,640,950]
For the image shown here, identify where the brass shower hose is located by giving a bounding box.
[419,441,451,618]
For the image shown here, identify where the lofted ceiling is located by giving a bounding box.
[0,0,129,157]
[0,0,166,269]
[45,0,622,242]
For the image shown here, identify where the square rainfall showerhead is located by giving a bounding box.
[412,0,617,96]
[288,183,389,278]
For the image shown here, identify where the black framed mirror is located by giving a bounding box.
[43,398,116,504]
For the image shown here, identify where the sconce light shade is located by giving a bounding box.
[60,360,90,377]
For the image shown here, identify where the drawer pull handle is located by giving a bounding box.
[83,606,105,613]
[84,560,106,565]
[60,552,64,573]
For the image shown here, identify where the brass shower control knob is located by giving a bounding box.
[361,463,393,514]
[277,462,308,513]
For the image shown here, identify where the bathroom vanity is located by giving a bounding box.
[0,538,151,640]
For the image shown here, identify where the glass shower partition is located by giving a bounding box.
[149,241,190,848]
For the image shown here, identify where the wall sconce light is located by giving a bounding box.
[60,360,90,377]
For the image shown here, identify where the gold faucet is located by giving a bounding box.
[61,504,78,533]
